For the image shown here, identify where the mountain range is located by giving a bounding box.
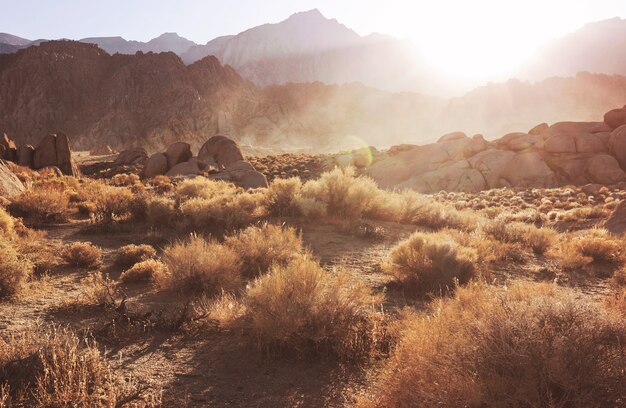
[3,10,626,97]
[1,40,625,153]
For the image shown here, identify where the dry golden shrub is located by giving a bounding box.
[357,282,625,408]
[92,186,141,224]
[605,287,626,315]
[0,236,33,299]
[179,191,265,231]
[175,178,239,200]
[296,196,327,218]
[386,231,477,294]
[114,244,157,268]
[483,218,556,254]
[265,177,302,216]
[111,173,140,187]
[224,223,303,278]
[9,189,70,223]
[61,242,102,268]
[145,196,176,227]
[299,167,381,219]
[120,259,168,284]
[0,206,15,238]
[0,326,157,407]
[246,256,384,358]
[573,228,624,263]
[160,235,242,295]
[79,272,118,306]
[194,292,247,327]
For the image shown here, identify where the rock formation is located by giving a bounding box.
[0,161,25,197]
[1,132,79,177]
[356,106,626,193]
[139,135,267,189]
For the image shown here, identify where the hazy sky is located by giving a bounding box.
[1,0,624,79]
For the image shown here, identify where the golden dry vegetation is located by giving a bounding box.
[0,163,624,407]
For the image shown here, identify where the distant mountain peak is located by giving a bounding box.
[289,9,325,19]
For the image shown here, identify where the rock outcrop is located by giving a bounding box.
[360,106,626,193]
[0,161,25,197]
[141,136,267,189]
[1,132,79,176]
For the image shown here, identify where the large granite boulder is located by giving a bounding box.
[166,161,200,177]
[90,145,115,156]
[495,132,541,151]
[584,154,626,185]
[165,142,192,169]
[223,160,268,189]
[437,131,467,143]
[115,147,148,165]
[605,200,626,234]
[143,153,168,178]
[0,134,17,162]
[0,161,25,198]
[398,160,486,192]
[528,123,549,136]
[604,108,626,129]
[608,125,626,170]
[33,133,78,176]
[17,145,34,168]
[198,135,244,168]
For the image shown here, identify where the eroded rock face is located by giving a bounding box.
[605,200,626,234]
[166,161,200,177]
[0,161,25,198]
[223,160,268,188]
[0,134,17,162]
[585,154,626,184]
[608,125,626,170]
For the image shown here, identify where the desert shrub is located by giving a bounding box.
[265,177,302,216]
[111,173,140,187]
[246,256,384,358]
[92,185,141,224]
[296,196,327,218]
[483,218,556,254]
[0,236,33,299]
[160,235,242,295]
[573,228,623,263]
[357,282,625,408]
[0,207,15,238]
[120,259,168,283]
[179,191,265,232]
[225,223,303,278]
[175,178,239,201]
[386,231,477,294]
[194,292,247,327]
[61,242,102,268]
[9,189,70,223]
[0,326,155,406]
[79,272,118,306]
[145,196,176,227]
[605,287,626,315]
[299,167,380,219]
[114,244,157,268]
[148,175,173,193]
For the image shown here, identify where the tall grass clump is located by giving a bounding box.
[9,188,70,223]
[246,256,385,359]
[483,217,556,254]
[386,231,477,295]
[160,235,242,295]
[357,282,626,408]
[0,326,156,406]
[224,223,303,278]
[265,177,302,216]
[0,235,33,299]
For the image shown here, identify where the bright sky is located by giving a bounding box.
[1,0,623,80]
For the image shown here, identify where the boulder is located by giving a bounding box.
[544,133,577,153]
[548,121,611,136]
[575,132,608,153]
[33,134,58,169]
[0,134,17,162]
[580,183,603,196]
[54,132,77,176]
[528,122,549,136]
[17,145,34,168]
[165,142,192,169]
[0,161,25,198]
[495,132,540,151]
[223,160,269,188]
[608,124,626,170]
[115,147,148,165]
[604,108,626,129]
[198,135,244,168]
[584,154,626,185]
[398,160,486,193]
[468,149,556,189]
[166,161,200,177]
[143,153,168,178]
[437,131,467,143]
[605,200,626,234]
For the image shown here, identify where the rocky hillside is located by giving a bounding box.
[1,41,625,152]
